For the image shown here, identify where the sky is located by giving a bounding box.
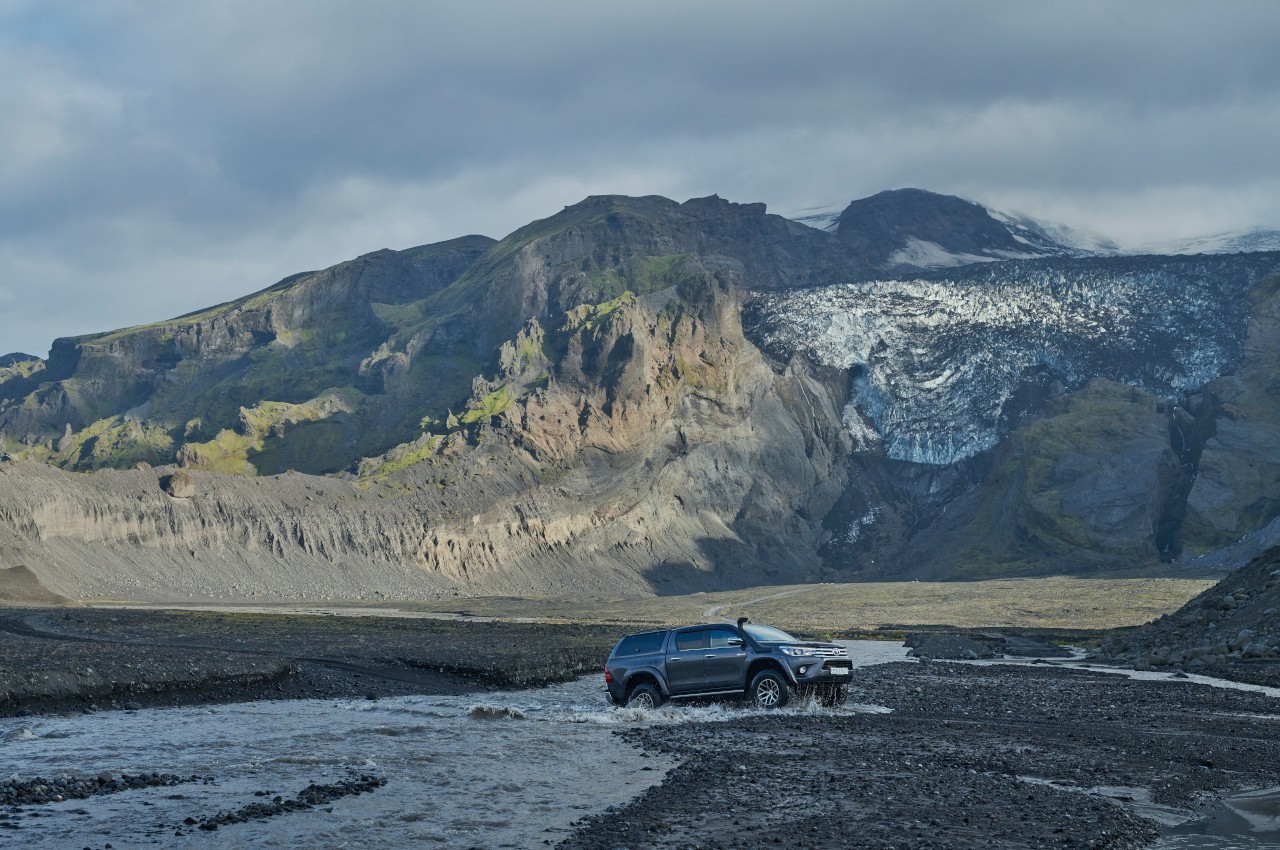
[2,1,1279,357]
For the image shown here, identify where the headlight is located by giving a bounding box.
[780,646,813,657]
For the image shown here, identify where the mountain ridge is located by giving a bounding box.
[2,187,1279,600]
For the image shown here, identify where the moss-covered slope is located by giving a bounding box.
[0,193,865,479]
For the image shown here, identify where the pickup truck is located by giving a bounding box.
[604,618,852,709]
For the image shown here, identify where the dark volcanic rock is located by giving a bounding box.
[563,662,1280,850]
[0,771,196,807]
[161,470,195,498]
[1183,271,1280,551]
[0,606,624,717]
[1102,545,1280,681]
[183,774,384,834]
[833,187,1071,270]
[904,633,996,660]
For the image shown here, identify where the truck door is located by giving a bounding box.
[703,626,749,690]
[665,627,707,694]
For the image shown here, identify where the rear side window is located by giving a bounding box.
[615,631,666,655]
[675,630,706,651]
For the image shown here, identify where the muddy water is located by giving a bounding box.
[0,643,900,848]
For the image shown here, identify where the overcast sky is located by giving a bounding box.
[2,1,1278,357]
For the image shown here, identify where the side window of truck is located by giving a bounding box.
[675,630,706,651]
[708,628,739,648]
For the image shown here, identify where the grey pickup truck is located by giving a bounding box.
[604,618,852,709]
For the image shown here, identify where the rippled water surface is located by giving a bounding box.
[1,642,903,848]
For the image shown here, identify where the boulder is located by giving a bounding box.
[161,471,196,499]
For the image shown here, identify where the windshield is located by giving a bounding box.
[743,623,798,643]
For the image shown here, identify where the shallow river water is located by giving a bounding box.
[3,640,1277,848]
[0,643,901,848]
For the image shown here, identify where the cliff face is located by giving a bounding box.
[2,189,1279,602]
[1182,272,1280,549]
[0,236,498,475]
[747,254,1280,575]
[0,261,851,601]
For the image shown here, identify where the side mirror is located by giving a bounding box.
[727,637,744,647]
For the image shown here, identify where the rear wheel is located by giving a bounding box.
[625,682,664,709]
[749,669,791,709]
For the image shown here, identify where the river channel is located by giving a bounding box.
[3,640,1277,848]
[0,643,903,848]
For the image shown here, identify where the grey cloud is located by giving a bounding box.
[1,0,1279,356]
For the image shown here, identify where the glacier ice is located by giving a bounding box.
[747,254,1278,465]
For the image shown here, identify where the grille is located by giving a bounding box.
[811,646,849,657]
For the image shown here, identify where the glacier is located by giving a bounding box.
[746,254,1279,465]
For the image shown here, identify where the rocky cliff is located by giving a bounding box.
[1,189,1279,601]
[746,252,1280,576]
[0,197,856,600]
[0,235,498,475]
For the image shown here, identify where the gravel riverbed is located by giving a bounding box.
[0,606,620,715]
[4,607,1279,848]
[563,661,1280,850]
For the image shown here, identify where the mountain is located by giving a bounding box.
[747,249,1280,575]
[2,235,498,474]
[0,196,866,476]
[2,188,1279,601]
[788,189,1117,268]
[830,188,1078,270]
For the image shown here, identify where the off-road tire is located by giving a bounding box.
[625,682,665,709]
[749,669,791,709]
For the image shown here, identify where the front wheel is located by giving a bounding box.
[625,683,665,709]
[748,669,791,709]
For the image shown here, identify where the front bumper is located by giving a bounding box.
[784,657,853,685]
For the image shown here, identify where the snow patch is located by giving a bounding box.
[844,507,880,544]
[785,203,844,233]
[888,238,996,270]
